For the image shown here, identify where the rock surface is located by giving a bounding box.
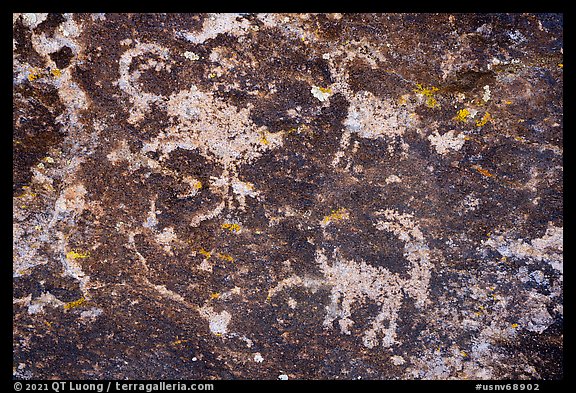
[13,13,563,380]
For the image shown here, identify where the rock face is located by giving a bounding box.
[13,13,563,380]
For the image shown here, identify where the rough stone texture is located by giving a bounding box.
[13,13,563,380]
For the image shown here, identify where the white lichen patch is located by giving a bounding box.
[484,224,563,273]
[427,130,466,155]
[287,297,297,309]
[155,227,178,255]
[518,291,554,334]
[311,85,332,102]
[231,179,260,210]
[253,353,264,363]
[20,13,49,29]
[344,91,415,141]
[391,355,406,366]
[178,13,251,44]
[106,140,133,165]
[184,51,200,61]
[267,274,324,301]
[151,283,187,304]
[198,306,232,335]
[331,130,352,168]
[53,184,87,219]
[80,307,104,321]
[385,175,402,184]
[142,199,159,229]
[482,85,491,102]
[27,292,64,315]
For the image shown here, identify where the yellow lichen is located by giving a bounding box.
[16,188,37,199]
[210,292,220,300]
[222,223,241,233]
[454,108,470,122]
[558,63,563,68]
[476,112,491,127]
[460,351,468,357]
[216,252,234,262]
[27,68,41,82]
[322,208,349,225]
[63,297,86,310]
[199,248,212,259]
[192,179,203,189]
[511,323,519,328]
[397,95,409,105]
[259,132,270,145]
[66,250,90,259]
[414,83,439,108]
[50,68,62,78]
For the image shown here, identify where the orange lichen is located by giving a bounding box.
[209,292,221,300]
[472,165,494,178]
